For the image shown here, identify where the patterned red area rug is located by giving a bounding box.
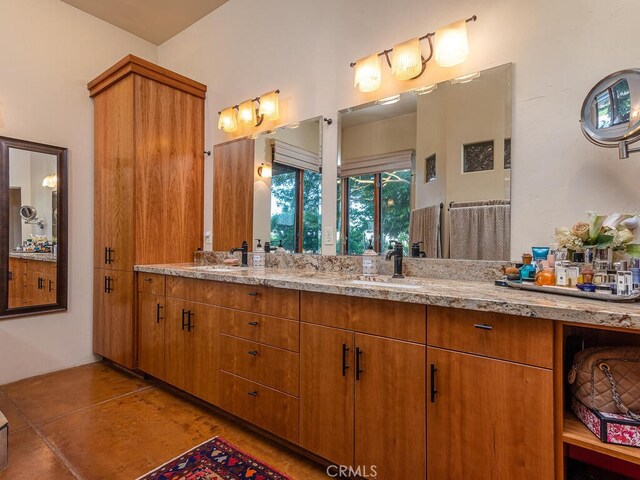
[137,437,292,480]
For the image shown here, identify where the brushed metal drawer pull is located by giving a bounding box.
[248,292,259,297]
[248,321,259,326]
[474,323,493,331]
[247,350,258,356]
[143,278,152,282]
[247,391,258,397]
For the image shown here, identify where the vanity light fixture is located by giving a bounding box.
[450,71,480,84]
[350,15,477,92]
[218,90,280,133]
[258,163,272,178]
[41,173,57,188]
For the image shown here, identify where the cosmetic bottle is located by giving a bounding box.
[535,261,556,286]
[362,239,378,276]
[519,254,536,282]
[253,239,265,268]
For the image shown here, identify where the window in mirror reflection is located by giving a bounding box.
[342,170,411,255]
[596,78,631,129]
[270,163,321,253]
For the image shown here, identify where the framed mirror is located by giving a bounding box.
[253,116,323,253]
[0,136,68,317]
[581,69,640,158]
[337,63,512,261]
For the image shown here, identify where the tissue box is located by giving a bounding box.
[572,397,640,448]
[0,410,7,471]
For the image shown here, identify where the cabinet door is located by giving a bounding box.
[94,75,134,270]
[300,323,355,466]
[213,138,254,251]
[8,259,27,308]
[164,298,190,392]
[184,302,219,405]
[92,269,134,368]
[354,334,426,480]
[138,292,165,380]
[427,348,554,480]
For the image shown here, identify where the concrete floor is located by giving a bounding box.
[0,362,328,479]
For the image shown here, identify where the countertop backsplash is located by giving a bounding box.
[194,250,509,283]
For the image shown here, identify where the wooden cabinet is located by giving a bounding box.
[93,269,134,368]
[300,320,426,479]
[427,348,554,479]
[8,258,57,308]
[212,138,254,251]
[164,298,219,405]
[89,55,206,368]
[137,292,165,379]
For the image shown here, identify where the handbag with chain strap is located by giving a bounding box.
[568,346,640,420]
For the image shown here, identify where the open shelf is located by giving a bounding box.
[563,411,640,466]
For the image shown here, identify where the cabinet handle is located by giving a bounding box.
[474,323,493,331]
[247,391,258,397]
[187,311,194,332]
[156,304,163,323]
[355,347,364,381]
[247,350,258,356]
[48,280,53,292]
[181,309,188,330]
[104,247,108,265]
[143,278,152,283]
[8,271,12,281]
[248,292,258,297]
[248,321,259,326]
[104,276,113,293]
[342,344,350,376]
[430,363,438,403]
[107,248,114,265]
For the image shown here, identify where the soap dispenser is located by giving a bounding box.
[253,239,265,268]
[363,239,378,276]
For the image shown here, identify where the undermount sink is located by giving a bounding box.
[347,279,424,289]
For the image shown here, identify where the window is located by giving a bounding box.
[270,162,322,253]
[596,79,631,129]
[463,140,494,173]
[425,154,436,182]
[504,138,511,169]
[340,169,411,255]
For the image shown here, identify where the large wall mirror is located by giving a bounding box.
[253,117,323,253]
[337,63,512,260]
[0,137,68,317]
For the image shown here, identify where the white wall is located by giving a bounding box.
[0,0,157,384]
[158,0,640,259]
[341,113,417,161]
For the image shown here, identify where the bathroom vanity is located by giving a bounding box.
[128,262,640,479]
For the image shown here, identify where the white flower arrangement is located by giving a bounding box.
[554,211,640,254]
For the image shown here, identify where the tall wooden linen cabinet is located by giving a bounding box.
[88,55,206,368]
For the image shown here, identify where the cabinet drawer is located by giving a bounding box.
[427,306,553,369]
[166,276,299,319]
[138,273,165,295]
[220,334,299,396]
[300,291,426,343]
[219,371,299,443]
[219,309,299,352]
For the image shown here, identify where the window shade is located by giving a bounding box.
[339,149,414,177]
[270,139,321,172]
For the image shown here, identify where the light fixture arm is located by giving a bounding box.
[349,15,477,69]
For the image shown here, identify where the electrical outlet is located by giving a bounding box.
[323,227,335,245]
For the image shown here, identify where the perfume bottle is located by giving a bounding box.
[535,261,556,286]
[519,254,536,282]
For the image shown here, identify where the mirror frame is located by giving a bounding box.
[581,69,640,157]
[0,136,68,318]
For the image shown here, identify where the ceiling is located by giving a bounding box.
[60,0,229,45]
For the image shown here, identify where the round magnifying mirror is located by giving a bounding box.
[581,69,640,158]
[20,205,38,221]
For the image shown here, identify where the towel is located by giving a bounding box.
[449,200,510,260]
[409,205,441,258]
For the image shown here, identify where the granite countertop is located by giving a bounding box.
[9,251,57,262]
[135,263,640,330]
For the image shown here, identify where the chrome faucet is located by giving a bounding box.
[385,241,404,278]
[230,240,249,267]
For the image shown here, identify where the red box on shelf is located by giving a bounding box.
[572,397,640,448]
